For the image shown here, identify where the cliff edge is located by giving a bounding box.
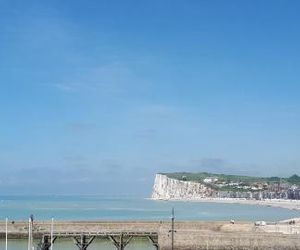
[151,173,213,200]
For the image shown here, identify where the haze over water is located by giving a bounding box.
[0,195,298,221]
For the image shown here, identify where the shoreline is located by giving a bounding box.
[150,197,300,210]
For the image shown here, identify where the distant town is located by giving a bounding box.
[164,172,300,200]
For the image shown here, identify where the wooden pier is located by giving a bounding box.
[38,231,159,250]
[0,221,160,250]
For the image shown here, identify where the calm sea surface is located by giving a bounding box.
[0,195,299,221]
[0,195,299,250]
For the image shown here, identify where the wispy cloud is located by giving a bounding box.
[50,62,148,97]
[155,157,261,177]
[189,158,263,176]
[194,158,227,170]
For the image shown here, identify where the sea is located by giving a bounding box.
[0,195,299,250]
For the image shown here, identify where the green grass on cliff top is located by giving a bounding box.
[160,172,300,185]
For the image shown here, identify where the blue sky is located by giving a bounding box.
[0,0,300,195]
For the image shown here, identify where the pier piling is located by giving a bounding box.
[147,235,159,250]
[109,234,133,250]
[38,235,57,250]
[73,234,95,250]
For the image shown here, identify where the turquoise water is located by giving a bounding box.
[0,195,299,221]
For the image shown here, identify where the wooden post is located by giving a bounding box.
[147,236,159,250]
[50,218,54,250]
[120,234,124,250]
[73,234,95,250]
[28,218,32,250]
[38,235,57,250]
[172,208,174,250]
[169,208,176,250]
[109,234,133,250]
[5,218,8,250]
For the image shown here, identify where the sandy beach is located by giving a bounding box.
[153,198,300,211]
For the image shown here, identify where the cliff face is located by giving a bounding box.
[151,174,213,200]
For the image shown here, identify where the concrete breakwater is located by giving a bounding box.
[0,220,300,249]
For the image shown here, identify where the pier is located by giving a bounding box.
[0,221,160,250]
[38,231,159,250]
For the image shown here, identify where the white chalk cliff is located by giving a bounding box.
[151,174,213,200]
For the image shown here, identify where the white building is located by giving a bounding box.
[203,177,218,183]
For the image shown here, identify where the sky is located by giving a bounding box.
[0,0,300,196]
